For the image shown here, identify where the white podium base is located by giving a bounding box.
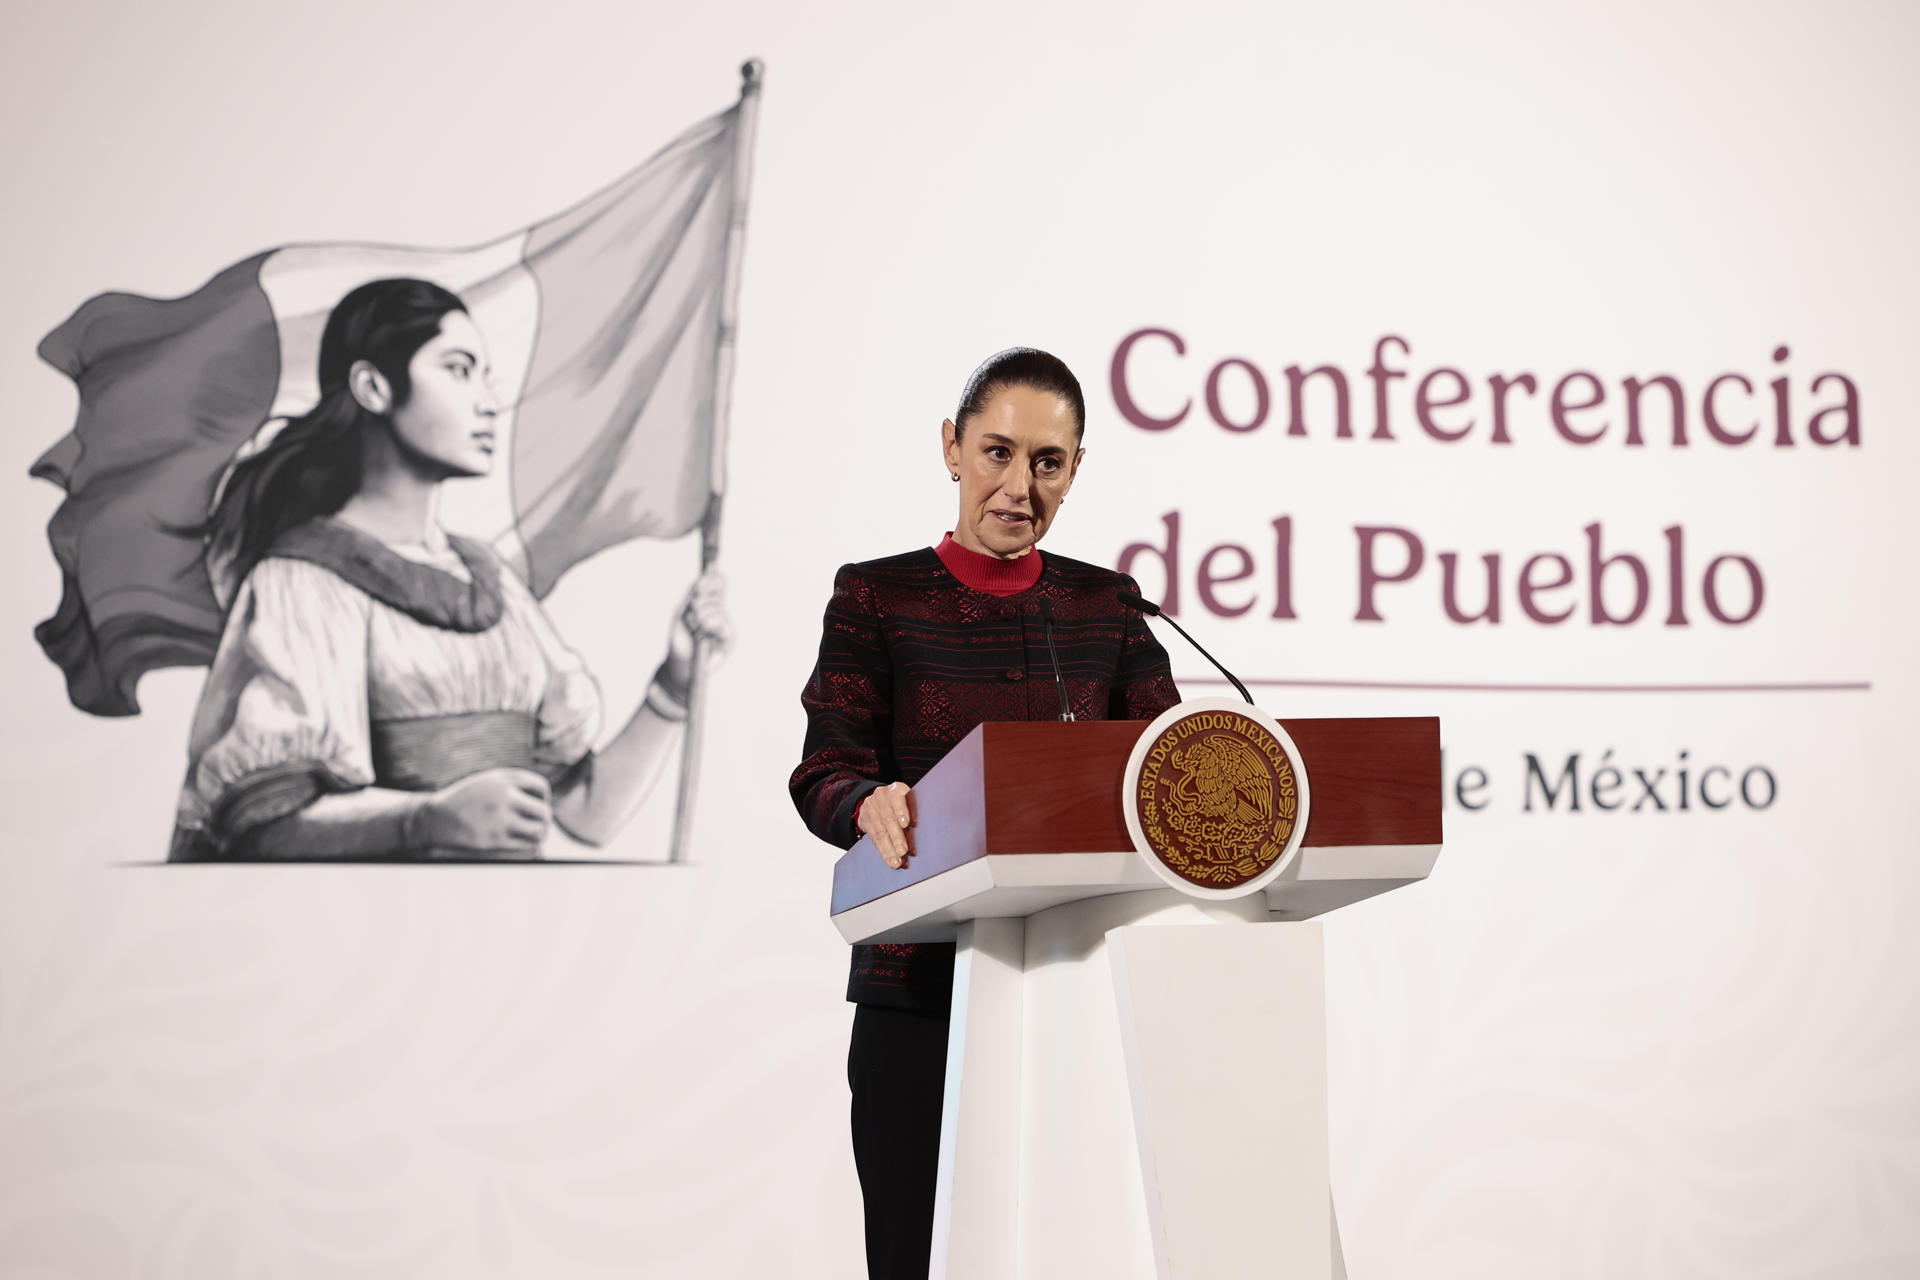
[931,890,1346,1280]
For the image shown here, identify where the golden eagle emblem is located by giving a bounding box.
[1170,734,1274,828]
[1133,709,1299,889]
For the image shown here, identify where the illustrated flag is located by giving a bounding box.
[32,101,744,716]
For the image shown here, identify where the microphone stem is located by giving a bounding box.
[1153,611,1254,705]
[1039,601,1075,722]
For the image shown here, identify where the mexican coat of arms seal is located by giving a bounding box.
[1122,698,1312,898]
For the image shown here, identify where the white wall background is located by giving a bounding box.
[2,1,1916,1275]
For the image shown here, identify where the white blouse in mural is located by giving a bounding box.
[173,520,601,854]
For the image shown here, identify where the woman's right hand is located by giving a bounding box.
[415,768,553,854]
[857,781,915,869]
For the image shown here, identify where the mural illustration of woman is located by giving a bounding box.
[169,277,728,861]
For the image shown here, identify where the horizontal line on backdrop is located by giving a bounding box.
[1181,676,1873,695]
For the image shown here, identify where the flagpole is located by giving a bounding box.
[669,58,763,864]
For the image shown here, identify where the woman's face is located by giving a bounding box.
[389,311,503,478]
[942,384,1084,559]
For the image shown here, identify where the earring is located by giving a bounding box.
[950,473,959,482]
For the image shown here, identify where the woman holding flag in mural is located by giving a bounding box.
[169,277,729,860]
[29,63,764,861]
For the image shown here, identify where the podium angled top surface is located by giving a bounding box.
[829,716,1440,922]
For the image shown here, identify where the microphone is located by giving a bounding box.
[1036,598,1075,722]
[1115,589,1255,705]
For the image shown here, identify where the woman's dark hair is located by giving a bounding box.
[204,277,466,592]
[953,347,1086,440]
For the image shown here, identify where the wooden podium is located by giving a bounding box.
[829,711,1441,1280]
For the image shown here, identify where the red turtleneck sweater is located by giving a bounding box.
[933,532,1044,595]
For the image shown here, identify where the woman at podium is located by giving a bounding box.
[790,347,1180,1279]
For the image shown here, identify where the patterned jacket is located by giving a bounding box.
[790,546,1181,1009]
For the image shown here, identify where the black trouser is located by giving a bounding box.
[848,1003,951,1280]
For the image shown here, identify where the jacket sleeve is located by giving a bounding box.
[790,564,895,848]
[1109,574,1183,721]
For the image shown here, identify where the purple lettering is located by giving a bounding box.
[1519,553,1575,624]
[1197,544,1256,617]
[1205,358,1270,433]
[1355,525,1424,622]
[1703,554,1763,625]
[1439,552,1500,623]
[1284,364,1351,438]
[1366,335,1409,441]
[1704,373,1756,444]
[1623,375,1686,447]
[1551,371,1607,444]
[1586,522,1649,625]
[1271,516,1297,620]
[1110,328,1190,431]
[1808,373,1861,446]
[1118,511,1182,615]
[1416,367,1474,442]
[1487,372,1535,445]
[1771,345,1792,447]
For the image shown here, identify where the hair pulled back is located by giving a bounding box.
[953,347,1086,440]
[203,277,466,594]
